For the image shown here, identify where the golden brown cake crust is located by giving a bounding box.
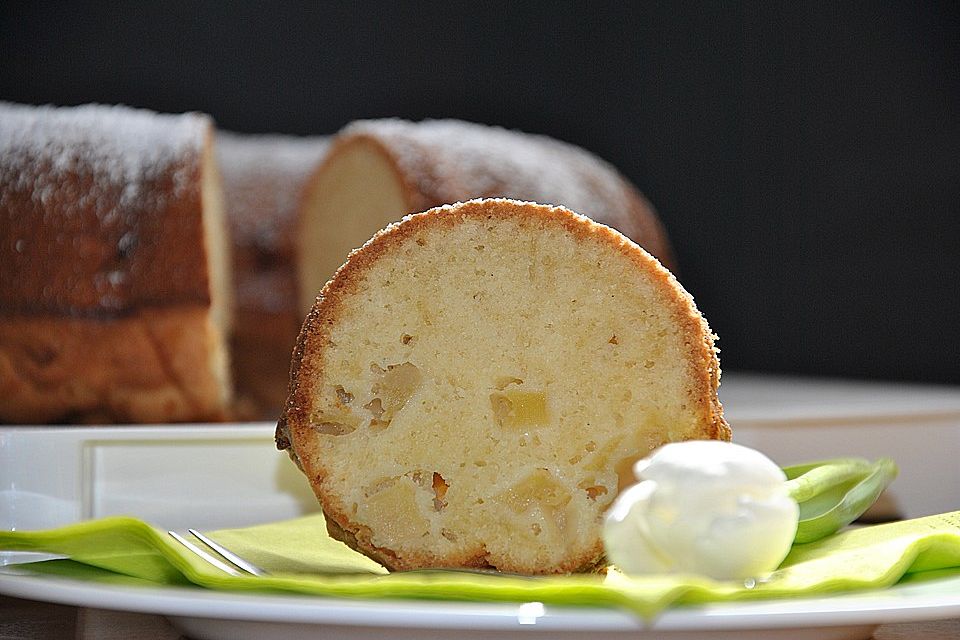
[0,102,232,424]
[0,103,214,317]
[318,119,678,272]
[0,306,229,423]
[278,198,728,574]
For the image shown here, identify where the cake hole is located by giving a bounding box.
[608,335,619,345]
[335,385,354,404]
[314,421,356,436]
[309,408,359,436]
[365,396,389,431]
[531,523,542,536]
[441,528,458,542]
[401,334,415,345]
[583,484,609,500]
[432,472,449,511]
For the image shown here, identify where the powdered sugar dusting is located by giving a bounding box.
[0,102,212,316]
[217,131,329,254]
[0,101,209,209]
[340,118,674,270]
[343,119,626,222]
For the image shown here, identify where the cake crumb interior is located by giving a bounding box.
[299,141,407,313]
[302,212,708,573]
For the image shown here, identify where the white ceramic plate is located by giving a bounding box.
[2,562,960,640]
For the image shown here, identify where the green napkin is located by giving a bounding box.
[2,511,959,620]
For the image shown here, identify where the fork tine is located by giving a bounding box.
[168,530,244,576]
[188,529,268,577]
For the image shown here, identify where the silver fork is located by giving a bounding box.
[167,530,530,579]
[168,529,269,577]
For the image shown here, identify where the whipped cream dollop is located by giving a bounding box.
[603,441,799,581]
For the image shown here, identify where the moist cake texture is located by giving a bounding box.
[278,198,728,574]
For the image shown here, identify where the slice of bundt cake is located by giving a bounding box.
[0,102,232,424]
[278,198,728,574]
[296,118,676,314]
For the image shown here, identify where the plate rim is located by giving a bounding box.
[3,565,960,632]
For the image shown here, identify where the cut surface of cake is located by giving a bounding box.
[0,102,232,423]
[297,119,676,314]
[218,131,329,417]
[278,198,728,574]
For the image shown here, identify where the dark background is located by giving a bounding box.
[2,2,958,383]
